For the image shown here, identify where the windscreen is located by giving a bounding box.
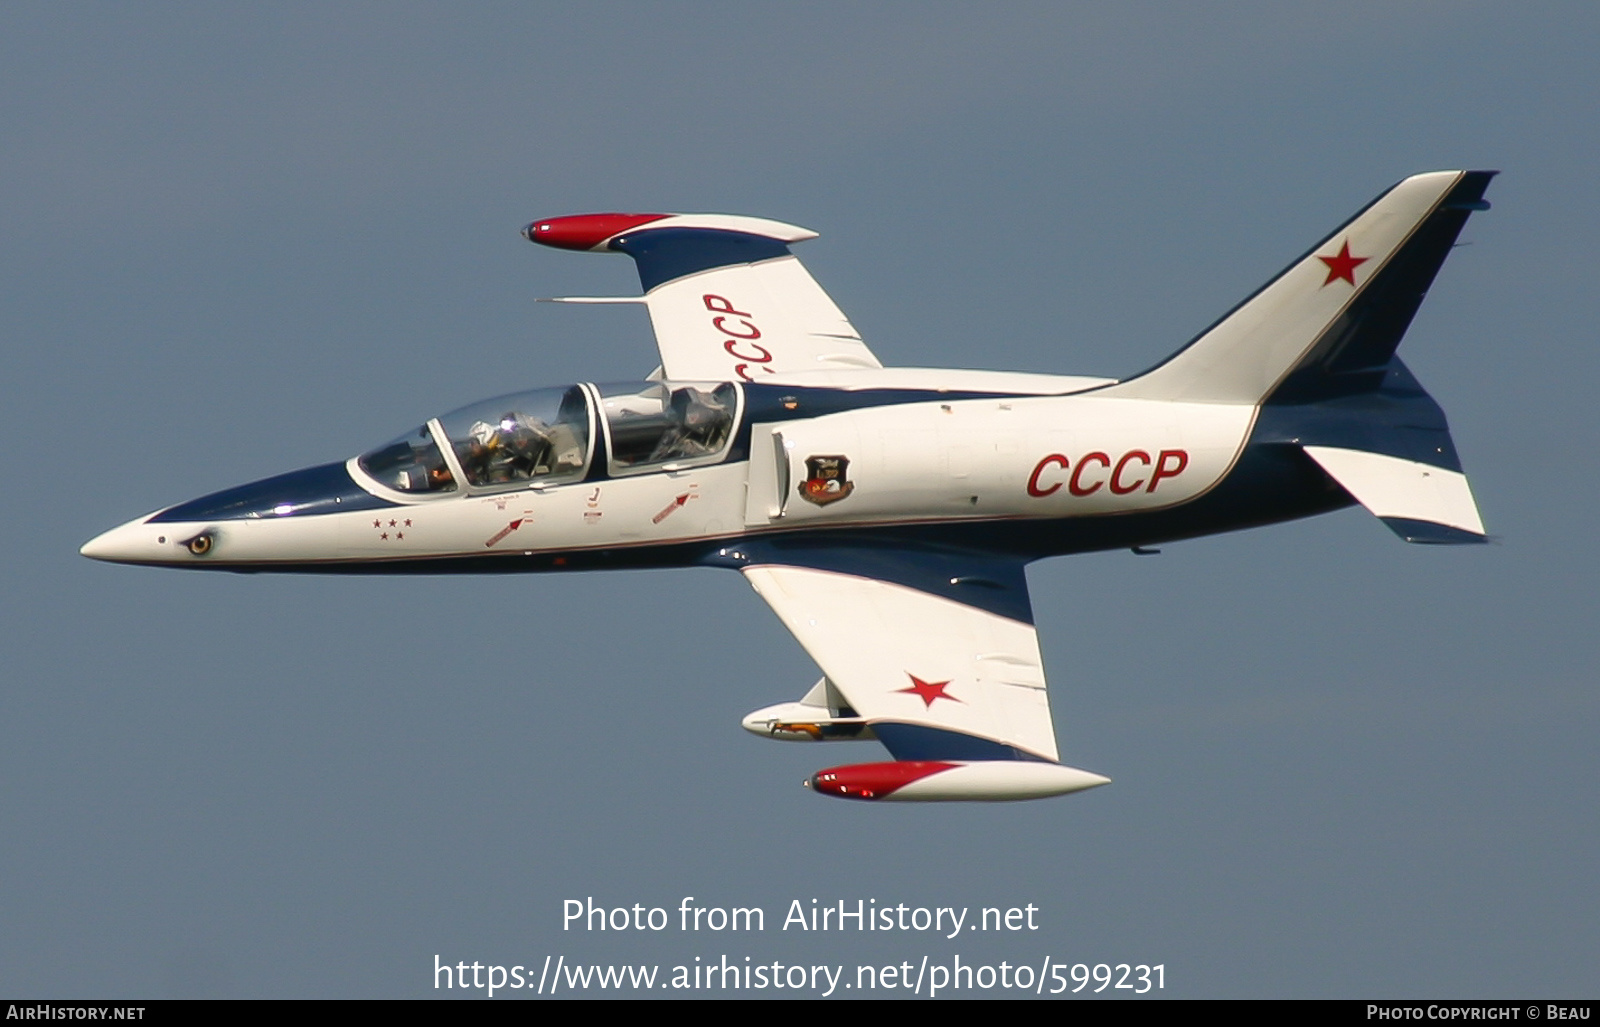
[357,425,456,493]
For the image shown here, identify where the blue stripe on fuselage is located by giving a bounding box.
[176,391,1380,591]
[181,440,1351,581]
[149,462,396,523]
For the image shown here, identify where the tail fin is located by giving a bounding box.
[1103,170,1496,405]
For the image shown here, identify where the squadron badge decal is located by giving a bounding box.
[799,455,855,506]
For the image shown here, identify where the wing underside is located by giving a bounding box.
[737,550,1110,801]
[743,562,1059,762]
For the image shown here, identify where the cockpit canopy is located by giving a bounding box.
[440,384,592,489]
[596,381,737,471]
[356,381,739,495]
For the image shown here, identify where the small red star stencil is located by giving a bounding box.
[1317,240,1370,287]
[897,674,960,708]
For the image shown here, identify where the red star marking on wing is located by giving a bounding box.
[1317,240,1370,287]
[897,674,960,708]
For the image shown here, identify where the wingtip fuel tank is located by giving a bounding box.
[807,761,1111,802]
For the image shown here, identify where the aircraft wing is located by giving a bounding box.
[524,212,882,381]
[738,546,1060,763]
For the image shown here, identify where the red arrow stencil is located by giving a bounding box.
[484,519,524,548]
[651,492,696,524]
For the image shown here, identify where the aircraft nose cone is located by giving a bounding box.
[79,530,114,561]
[79,519,172,564]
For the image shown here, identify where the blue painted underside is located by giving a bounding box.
[609,227,792,293]
[150,462,395,523]
[871,723,1044,762]
[713,538,1035,624]
[1380,518,1488,545]
[1255,358,1467,472]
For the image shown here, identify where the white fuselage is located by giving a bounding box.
[81,378,1259,570]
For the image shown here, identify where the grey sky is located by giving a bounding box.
[2,2,1596,997]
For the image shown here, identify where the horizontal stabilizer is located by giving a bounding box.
[1304,445,1486,544]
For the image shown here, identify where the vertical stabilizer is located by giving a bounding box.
[1103,171,1496,405]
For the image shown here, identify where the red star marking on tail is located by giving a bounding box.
[1317,240,1369,287]
[897,674,960,708]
